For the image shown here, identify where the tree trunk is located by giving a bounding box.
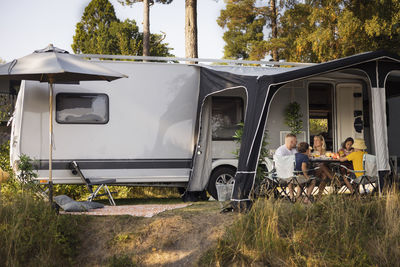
[143,0,150,60]
[270,0,279,61]
[185,0,198,64]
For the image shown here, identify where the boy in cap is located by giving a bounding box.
[293,142,316,203]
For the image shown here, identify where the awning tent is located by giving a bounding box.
[189,50,400,209]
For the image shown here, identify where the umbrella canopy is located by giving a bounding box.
[0,44,127,205]
[0,44,127,83]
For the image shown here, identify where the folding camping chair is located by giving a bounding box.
[255,157,279,198]
[71,161,117,205]
[340,154,378,195]
[273,155,315,202]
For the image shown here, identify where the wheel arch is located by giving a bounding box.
[211,159,238,174]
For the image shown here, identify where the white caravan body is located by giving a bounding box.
[10,61,239,185]
[11,57,383,187]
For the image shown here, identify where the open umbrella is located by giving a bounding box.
[0,44,127,205]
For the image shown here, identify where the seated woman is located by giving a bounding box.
[312,135,334,198]
[292,142,317,203]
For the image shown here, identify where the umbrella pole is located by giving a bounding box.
[49,82,53,206]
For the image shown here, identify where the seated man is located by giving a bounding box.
[274,133,297,157]
[292,142,316,203]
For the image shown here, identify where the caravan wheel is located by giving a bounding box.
[207,166,236,200]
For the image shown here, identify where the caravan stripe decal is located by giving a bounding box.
[34,159,192,170]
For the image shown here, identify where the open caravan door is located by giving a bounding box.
[336,83,364,149]
[186,97,213,196]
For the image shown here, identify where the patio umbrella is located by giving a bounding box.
[0,44,127,205]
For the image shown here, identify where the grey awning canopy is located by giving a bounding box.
[191,50,400,210]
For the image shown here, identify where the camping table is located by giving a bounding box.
[310,157,341,163]
[310,157,350,170]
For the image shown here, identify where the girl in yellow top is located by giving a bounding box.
[340,138,367,194]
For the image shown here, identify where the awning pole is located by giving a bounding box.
[48,82,54,206]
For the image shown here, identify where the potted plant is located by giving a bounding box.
[284,101,303,134]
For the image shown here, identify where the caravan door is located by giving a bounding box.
[335,83,363,150]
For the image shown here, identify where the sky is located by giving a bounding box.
[0,0,226,62]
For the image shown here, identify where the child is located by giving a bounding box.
[293,142,316,203]
[339,137,354,158]
[339,138,367,194]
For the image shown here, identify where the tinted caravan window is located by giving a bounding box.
[212,97,244,140]
[56,93,109,124]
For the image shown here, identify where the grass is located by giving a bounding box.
[200,191,400,267]
[0,193,86,267]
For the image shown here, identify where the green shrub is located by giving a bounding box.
[234,123,270,186]
[0,141,17,199]
[0,142,43,199]
[0,140,13,175]
[202,192,400,266]
[0,193,83,267]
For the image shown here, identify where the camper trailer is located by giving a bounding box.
[10,52,400,200]
[10,59,248,199]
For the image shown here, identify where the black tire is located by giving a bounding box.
[207,166,236,200]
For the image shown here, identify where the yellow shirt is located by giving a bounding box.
[346,151,367,177]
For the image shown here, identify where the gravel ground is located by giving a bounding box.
[60,203,191,217]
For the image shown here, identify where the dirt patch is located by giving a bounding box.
[60,203,190,217]
[72,201,235,266]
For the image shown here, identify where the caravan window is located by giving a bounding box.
[212,97,244,140]
[56,93,109,124]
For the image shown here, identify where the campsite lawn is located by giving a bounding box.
[200,192,400,267]
[2,185,400,267]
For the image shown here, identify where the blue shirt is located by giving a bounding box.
[295,153,309,172]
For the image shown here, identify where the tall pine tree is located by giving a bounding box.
[72,0,119,54]
[118,0,173,58]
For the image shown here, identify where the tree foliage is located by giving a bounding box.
[279,0,400,62]
[218,0,267,60]
[72,0,119,54]
[72,0,173,56]
[218,0,400,62]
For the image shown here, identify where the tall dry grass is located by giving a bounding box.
[202,191,400,267]
[0,193,83,267]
